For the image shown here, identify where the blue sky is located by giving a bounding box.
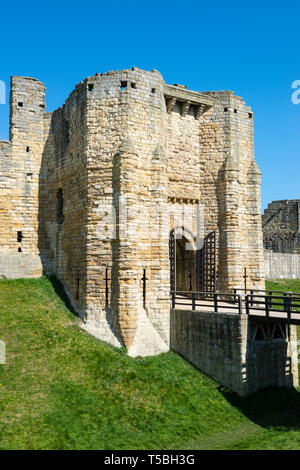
[0,0,299,211]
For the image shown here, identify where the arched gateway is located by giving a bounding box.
[169,228,217,294]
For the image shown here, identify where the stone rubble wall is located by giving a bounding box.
[171,308,298,396]
[0,68,266,356]
[0,77,46,277]
[262,199,300,254]
[197,91,265,292]
[85,68,170,353]
[38,80,89,319]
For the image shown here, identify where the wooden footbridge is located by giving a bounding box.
[171,288,300,325]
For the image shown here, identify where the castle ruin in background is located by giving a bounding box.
[0,67,265,356]
[263,200,300,279]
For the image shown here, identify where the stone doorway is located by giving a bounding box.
[169,229,216,293]
[169,228,197,292]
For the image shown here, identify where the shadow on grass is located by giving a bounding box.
[47,275,80,318]
[219,386,300,429]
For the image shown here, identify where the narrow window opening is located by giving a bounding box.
[224,107,228,112]
[151,88,156,94]
[18,102,23,107]
[120,81,127,90]
[65,120,70,145]
[234,108,237,114]
[26,146,30,153]
[188,104,197,118]
[17,231,22,242]
[131,82,136,89]
[249,113,253,119]
[18,247,22,253]
[39,104,45,109]
[76,275,80,300]
[88,84,94,91]
[57,188,64,224]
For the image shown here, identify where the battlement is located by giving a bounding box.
[0,67,264,357]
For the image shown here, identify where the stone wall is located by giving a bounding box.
[171,308,298,396]
[199,91,265,292]
[0,68,266,356]
[0,77,46,277]
[265,251,300,279]
[38,80,88,318]
[262,200,300,254]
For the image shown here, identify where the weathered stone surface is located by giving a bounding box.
[262,199,300,279]
[0,68,265,356]
[262,199,300,254]
[265,252,300,279]
[171,308,298,396]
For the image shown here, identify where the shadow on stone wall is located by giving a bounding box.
[38,108,88,321]
[47,274,79,317]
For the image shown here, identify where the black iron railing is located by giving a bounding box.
[171,289,300,324]
[170,290,243,315]
[244,292,300,322]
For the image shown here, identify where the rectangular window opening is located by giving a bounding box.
[17,231,22,243]
[151,88,156,94]
[18,102,23,107]
[120,81,127,90]
[224,107,228,112]
[88,84,94,91]
[26,146,30,153]
[131,82,136,89]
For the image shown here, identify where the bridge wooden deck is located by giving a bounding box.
[171,291,300,325]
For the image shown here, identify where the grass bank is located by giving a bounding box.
[0,277,299,450]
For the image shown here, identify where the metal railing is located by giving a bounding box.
[244,292,300,322]
[171,289,300,323]
[171,290,243,315]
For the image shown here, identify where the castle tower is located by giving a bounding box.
[219,151,243,291]
[9,77,46,257]
[0,69,266,355]
[111,137,141,348]
[247,157,265,288]
[0,77,46,277]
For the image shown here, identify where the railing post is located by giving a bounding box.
[265,295,270,318]
[283,292,287,311]
[192,293,196,311]
[286,296,292,323]
[288,292,293,311]
[250,290,254,306]
[238,294,242,315]
[268,291,272,309]
[214,293,218,313]
[171,291,175,309]
[245,295,250,315]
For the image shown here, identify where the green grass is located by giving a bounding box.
[0,276,299,450]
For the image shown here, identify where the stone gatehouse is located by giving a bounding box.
[0,67,265,356]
